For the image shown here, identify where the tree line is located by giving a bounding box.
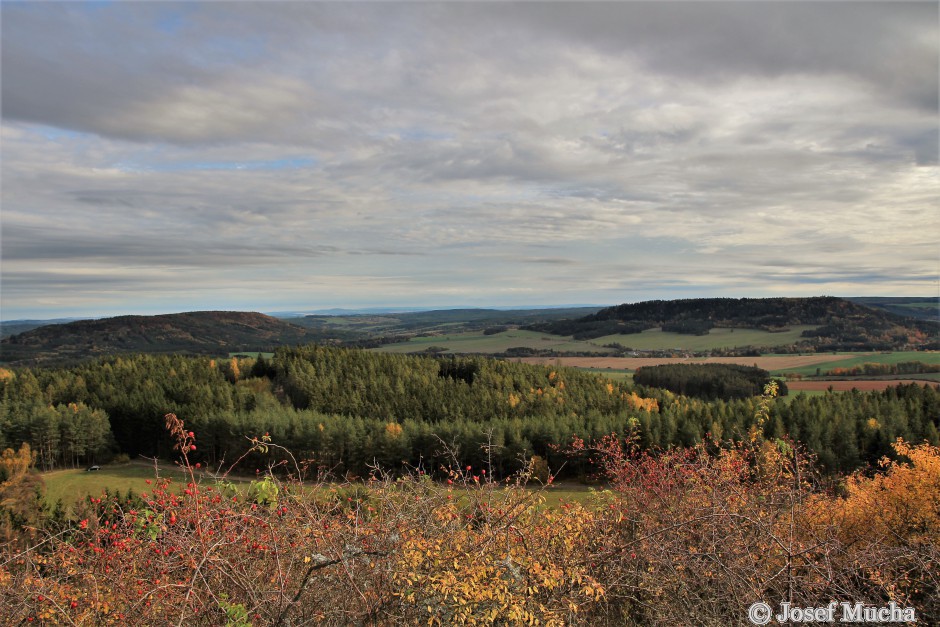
[1,346,938,476]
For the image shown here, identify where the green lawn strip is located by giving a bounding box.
[41,461,257,513]
[43,465,598,516]
[42,463,189,510]
[586,325,819,352]
[576,367,634,382]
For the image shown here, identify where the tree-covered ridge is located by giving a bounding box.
[1,347,938,477]
[529,296,938,350]
[0,311,313,365]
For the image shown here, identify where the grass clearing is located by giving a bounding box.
[42,462,189,510]
[42,462,598,513]
[586,325,819,352]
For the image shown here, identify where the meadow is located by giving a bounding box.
[372,326,827,355]
[584,325,820,351]
[42,462,201,510]
[373,328,619,354]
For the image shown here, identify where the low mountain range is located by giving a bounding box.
[0,297,936,366]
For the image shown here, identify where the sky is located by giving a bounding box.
[1,1,938,320]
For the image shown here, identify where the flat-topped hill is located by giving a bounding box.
[0,311,312,365]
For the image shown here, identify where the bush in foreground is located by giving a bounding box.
[1,408,937,625]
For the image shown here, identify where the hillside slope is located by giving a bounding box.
[528,297,937,351]
[0,311,312,365]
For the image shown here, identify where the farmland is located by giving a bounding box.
[515,350,940,376]
[372,325,824,355]
[787,379,940,392]
[585,325,819,351]
[372,328,618,354]
[514,353,855,372]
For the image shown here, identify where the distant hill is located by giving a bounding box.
[846,297,939,323]
[527,297,938,352]
[285,307,602,343]
[0,318,87,339]
[0,311,313,365]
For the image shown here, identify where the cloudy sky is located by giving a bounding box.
[2,1,937,320]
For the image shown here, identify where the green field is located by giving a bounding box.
[772,351,940,376]
[373,329,618,355]
[42,463,595,513]
[373,325,824,355]
[586,325,819,352]
[578,367,634,382]
[42,463,191,510]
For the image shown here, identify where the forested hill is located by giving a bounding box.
[0,311,312,365]
[528,296,938,350]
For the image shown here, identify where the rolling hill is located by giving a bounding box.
[526,297,938,352]
[0,311,313,365]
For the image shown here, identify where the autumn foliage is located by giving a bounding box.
[1,406,937,625]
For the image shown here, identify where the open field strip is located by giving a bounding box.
[373,329,617,354]
[42,463,596,512]
[788,379,940,392]
[514,354,865,372]
[773,351,940,376]
[373,326,827,354]
[585,325,819,351]
[42,462,191,509]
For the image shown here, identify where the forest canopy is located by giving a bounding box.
[1,346,937,477]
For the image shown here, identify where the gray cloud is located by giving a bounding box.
[1,2,937,318]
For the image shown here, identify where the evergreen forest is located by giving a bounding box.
[2,345,938,477]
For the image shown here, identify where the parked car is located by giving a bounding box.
[86,465,100,472]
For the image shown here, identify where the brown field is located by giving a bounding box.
[514,355,863,371]
[787,379,940,392]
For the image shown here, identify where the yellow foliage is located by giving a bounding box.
[814,439,940,546]
[386,422,403,439]
[394,492,604,624]
[623,392,659,412]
